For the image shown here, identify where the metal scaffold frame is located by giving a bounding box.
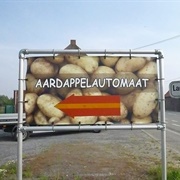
[18,49,166,180]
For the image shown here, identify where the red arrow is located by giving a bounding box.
[55,95,120,118]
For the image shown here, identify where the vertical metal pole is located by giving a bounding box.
[158,51,167,180]
[17,50,25,180]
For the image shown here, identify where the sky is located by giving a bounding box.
[0,0,180,98]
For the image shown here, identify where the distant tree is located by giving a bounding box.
[0,95,14,106]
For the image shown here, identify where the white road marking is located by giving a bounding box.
[172,123,180,127]
[167,128,180,136]
[141,130,160,142]
[167,113,176,116]
[142,129,180,154]
[171,120,178,123]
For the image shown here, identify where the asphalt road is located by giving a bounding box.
[142,111,180,154]
[166,111,180,133]
[0,111,179,166]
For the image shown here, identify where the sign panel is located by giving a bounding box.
[25,55,159,125]
[169,81,180,98]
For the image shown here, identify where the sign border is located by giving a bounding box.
[169,80,180,98]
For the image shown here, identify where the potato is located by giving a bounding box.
[91,66,115,91]
[27,57,35,72]
[45,54,64,64]
[99,56,119,67]
[137,60,157,80]
[108,102,128,122]
[70,116,98,124]
[59,64,89,81]
[82,87,102,96]
[66,88,83,98]
[25,93,38,115]
[98,101,127,122]
[112,72,138,95]
[115,57,146,73]
[95,121,113,125]
[47,87,58,96]
[131,114,152,124]
[151,104,159,122]
[101,92,110,96]
[133,88,158,118]
[56,86,72,98]
[121,89,141,111]
[37,94,64,118]
[55,116,71,125]
[34,110,49,125]
[120,119,130,124]
[49,117,60,124]
[64,55,80,64]
[98,116,110,122]
[65,55,99,74]
[151,110,158,123]
[26,114,34,124]
[145,78,158,90]
[26,74,44,94]
[30,58,58,79]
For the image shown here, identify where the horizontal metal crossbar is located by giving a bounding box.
[21,123,164,132]
[0,113,26,120]
[19,49,162,56]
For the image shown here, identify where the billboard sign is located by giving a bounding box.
[25,55,159,125]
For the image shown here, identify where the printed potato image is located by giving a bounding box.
[82,87,102,96]
[34,110,49,125]
[55,116,71,125]
[26,74,44,94]
[119,119,130,124]
[98,102,128,122]
[145,78,158,90]
[151,110,158,123]
[30,58,58,79]
[137,60,157,80]
[115,57,147,73]
[133,88,158,118]
[66,88,83,98]
[151,104,159,122]
[27,57,35,71]
[56,86,72,98]
[95,121,114,125]
[45,55,64,64]
[64,55,99,74]
[26,114,34,124]
[112,72,138,95]
[99,56,119,67]
[108,102,128,122]
[25,54,159,126]
[49,117,61,124]
[101,92,111,96]
[59,64,89,81]
[48,87,59,97]
[121,89,141,111]
[131,114,152,124]
[98,116,110,122]
[91,66,115,91]
[37,94,64,118]
[24,93,38,115]
[70,116,98,124]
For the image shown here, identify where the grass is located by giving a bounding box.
[0,160,180,180]
[0,160,16,179]
[0,161,179,180]
[148,165,180,180]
